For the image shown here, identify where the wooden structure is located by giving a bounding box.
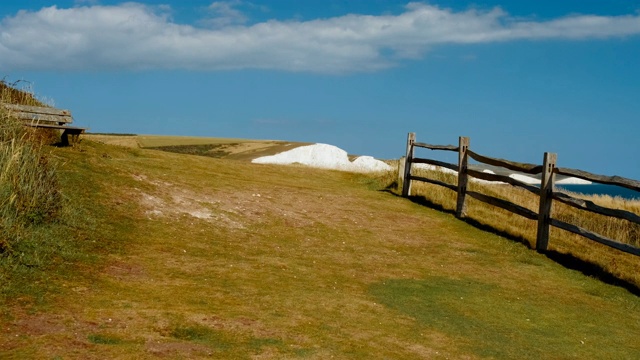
[1,103,87,146]
[401,132,640,256]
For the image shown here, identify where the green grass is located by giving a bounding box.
[166,322,288,354]
[88,333,125,345]
[147,143,241,158]
[370,276,638,358]
[0,139,639,359]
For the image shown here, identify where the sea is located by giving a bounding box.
[555,184,640,200]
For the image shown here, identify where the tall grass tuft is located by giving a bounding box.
[0,79,46,107]
[0,81,61,253]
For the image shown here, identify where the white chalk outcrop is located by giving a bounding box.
[351,156,394,172]
[508,173,592,185]
[413,163,458,175]
[252,143,392,173]
[252,143,592,184]
[555,177,592,185]
[509,173,540,185]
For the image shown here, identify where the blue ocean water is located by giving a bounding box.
[555,184,640,200]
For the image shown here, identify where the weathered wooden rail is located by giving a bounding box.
[400,133,640,256]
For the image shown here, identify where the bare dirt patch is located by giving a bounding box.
[131,172,332,229]
[132,173,245,228]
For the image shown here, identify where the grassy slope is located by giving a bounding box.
[85,134,313,161]
[1,140,640,359]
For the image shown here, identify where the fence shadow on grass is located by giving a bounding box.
[385,192,640,297]
[544,250,640,296]
[405,194,534,249]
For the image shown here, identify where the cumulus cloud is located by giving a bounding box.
[201,1,249,28]
[74,0,100,5]
[0,2,639,73]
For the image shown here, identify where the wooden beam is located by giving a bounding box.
[2,103,73,124]
[14,112,73,124]
[456,137,469,219]
[402,132,416,197]
[555,167,640,193]
[536,152,556,252]
[551,218,640,256]
[1,103,71,116]
[413,142,459,152]
[397,156,406,193]
[466,168,540,195]
[467,150,542,175]
[409,175,457,192]
[411,158,458,173]
[23,123,85,131]
[467,191,538,221]
[552,191,640,225]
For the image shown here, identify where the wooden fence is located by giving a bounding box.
[400,132,640,256]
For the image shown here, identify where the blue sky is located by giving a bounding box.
[1,1,639,178]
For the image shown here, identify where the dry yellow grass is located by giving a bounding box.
[136,135,258,147]
[2,140,640,359]
[408,167,640,289]
[84,134,141,148]
[0,82,62,253]
[85,134,312,160]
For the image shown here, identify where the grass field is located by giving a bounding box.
[85,133,312,161]
[1,138,639,359]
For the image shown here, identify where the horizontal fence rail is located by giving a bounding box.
[555,168,640,192]
[400,132,640,257]
[552,192,640,223]
[414,142,459,152]
[410,175,458,192]
[549,219,640,256]
[466,191,539,221]
[411,158,459,173]
[467,150,543,175]
[465,169,540,195]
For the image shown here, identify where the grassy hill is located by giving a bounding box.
[1,138,639,359]
[85,133,312,161]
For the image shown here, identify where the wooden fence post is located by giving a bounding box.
[456,137,470,218]
[398,156,406,192]
[536,152,557,252]
[402,133,416,197]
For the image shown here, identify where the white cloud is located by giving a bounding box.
[1,2,639,73]
[202,1,248,28]
[74,0,100,5]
